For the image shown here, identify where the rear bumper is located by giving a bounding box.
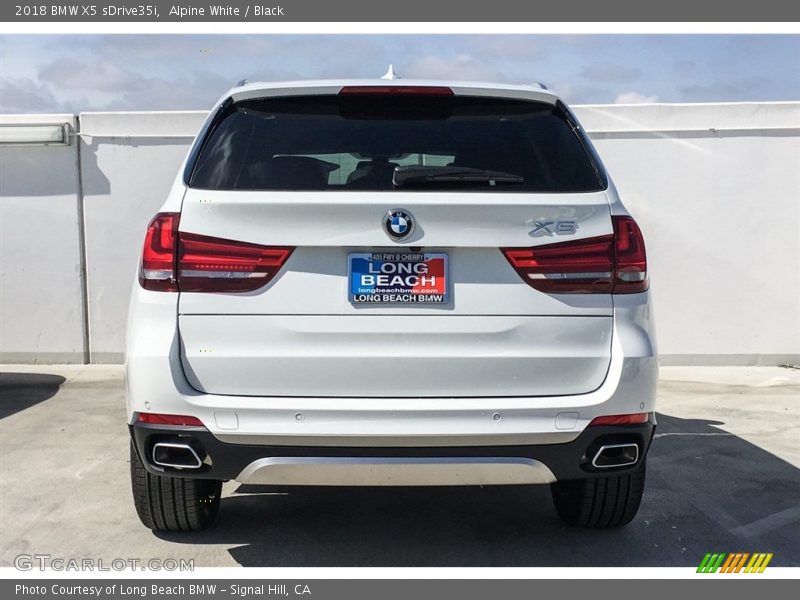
[126,289,657,451]
[130,416,656,485]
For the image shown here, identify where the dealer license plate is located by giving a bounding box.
[349,252,449,304]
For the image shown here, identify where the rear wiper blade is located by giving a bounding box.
[393,165,525,188]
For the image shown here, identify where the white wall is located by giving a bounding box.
[0,114,86,363]
[1,102,798,365]
[578,103,800,364]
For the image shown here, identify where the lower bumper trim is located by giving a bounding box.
[236,456,556,486]
[130,417,655,483]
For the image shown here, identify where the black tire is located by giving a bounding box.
[550,462,646,528]
[129,441,222,532]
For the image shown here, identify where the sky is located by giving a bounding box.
[1,34,798,113]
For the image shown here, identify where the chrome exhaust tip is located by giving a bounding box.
[152,442,203,470]
[591,443,639,469]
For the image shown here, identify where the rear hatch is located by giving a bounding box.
[176,88,614,397]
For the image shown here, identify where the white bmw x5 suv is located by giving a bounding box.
[127,78,657,532]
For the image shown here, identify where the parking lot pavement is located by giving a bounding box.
[1,364,798,567]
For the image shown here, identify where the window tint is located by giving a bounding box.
[189,95,605,193]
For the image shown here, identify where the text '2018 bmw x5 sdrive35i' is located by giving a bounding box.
[127,77,657,531]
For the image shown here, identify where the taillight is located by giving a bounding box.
[139,212,179,292]
[502,235,614,293]
[178,233,293,293]
[137,413,204,427]
[138,213,294,293]
[501,215,648,294]
[589,413,650,426]
[612,215,648,293]
[339,85,454,96]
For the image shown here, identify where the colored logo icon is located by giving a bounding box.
[697,552,773,573]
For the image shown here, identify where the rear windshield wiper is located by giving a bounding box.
[393,165,525,188]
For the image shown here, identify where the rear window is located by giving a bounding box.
[189,95,605,193]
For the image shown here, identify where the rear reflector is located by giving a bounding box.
[339,85,454,96]
[501,215,648,294]
[137,413,204,427]
[589,413,650,426]
[138,212,294,293]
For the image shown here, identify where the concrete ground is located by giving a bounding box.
[0,365,798,567]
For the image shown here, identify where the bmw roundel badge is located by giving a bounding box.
[384,209,415,240]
